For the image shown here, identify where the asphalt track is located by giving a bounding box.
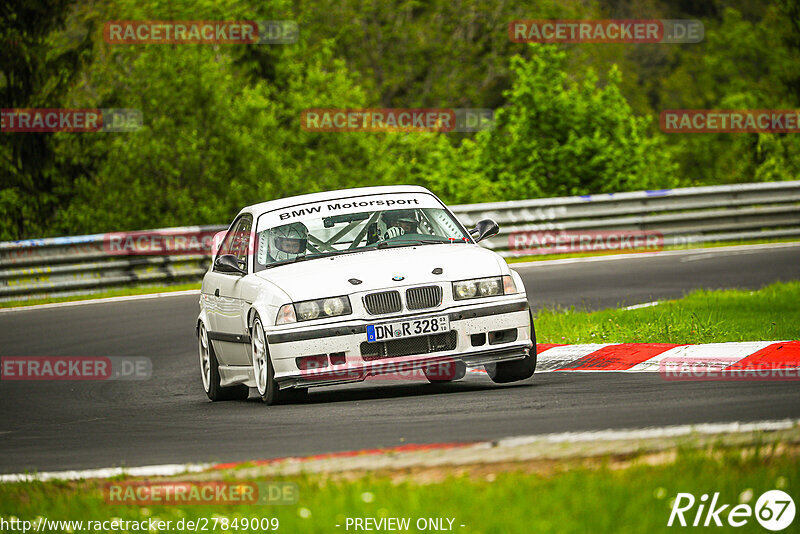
[1,244,799,474]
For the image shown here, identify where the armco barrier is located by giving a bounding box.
[0,226,223,302]
[1,182,799,302]
[458,181,800,254]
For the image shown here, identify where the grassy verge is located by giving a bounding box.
[0,283,201,309]
[506,237,800,263]
[0,443,796,533]
[534,280,800,345]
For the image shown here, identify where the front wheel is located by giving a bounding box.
[485,312,537,384]
[199,322,249,401]
[251,315,307,405]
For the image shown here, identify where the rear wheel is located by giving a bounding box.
[199,322,249,401]
[251,315,307,405]
[485,312,537,384]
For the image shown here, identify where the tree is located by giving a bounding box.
[466,44,677,201]
[0,0,92,239]
[659,6,800,185]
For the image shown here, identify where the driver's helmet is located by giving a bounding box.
[268,222,308,262]
[383,209,418,234]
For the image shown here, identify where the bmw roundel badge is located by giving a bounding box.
[392,275,404,281]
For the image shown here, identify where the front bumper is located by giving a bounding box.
[280,343,531,389]
[265,298,532,389]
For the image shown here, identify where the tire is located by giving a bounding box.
[423,359,466,382]
[199,322,249,401]
[485,312,537,384]
[251,315,307,405]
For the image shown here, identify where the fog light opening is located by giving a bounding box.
[296,355,329,370]
[471,333,487,347]
[488,328,518,345]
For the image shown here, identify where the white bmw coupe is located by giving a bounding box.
[197,185,535,404]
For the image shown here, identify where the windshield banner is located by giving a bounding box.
[256,192,443,232]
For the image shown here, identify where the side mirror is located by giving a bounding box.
[214,254,246,275]
[471,219,499,243]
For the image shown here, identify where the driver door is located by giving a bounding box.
[205,215,252,366]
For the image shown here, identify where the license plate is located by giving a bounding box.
[366,315,450,342]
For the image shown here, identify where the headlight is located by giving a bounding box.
[454,281,478,299]
[296,300,320,321]
[453,276,512,300]
[276,296,352,325]
[323,297,345,316]
[479,278,500,296]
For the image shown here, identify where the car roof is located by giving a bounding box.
[240,185,438,217]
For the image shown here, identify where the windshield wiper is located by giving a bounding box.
[266,241,462,267]
[376,239,458,249]
[307,249,364,259]
[263,255,310,269]
[264,248,370,268]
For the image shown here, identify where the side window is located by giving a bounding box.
[215,215,252,273]
[230,216,252,270]
[217,226,237,257]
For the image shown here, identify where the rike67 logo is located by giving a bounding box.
[668,490,795,530]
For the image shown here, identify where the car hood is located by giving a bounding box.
[254,244,506,301]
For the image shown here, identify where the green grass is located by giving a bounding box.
[535,281,800,344]
[0,445,795,533]
[0,283,201,309]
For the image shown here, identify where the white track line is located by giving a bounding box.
[623,300,661,310]
[2,419,795,483]
[495,419,798,448]
[0,289,200,314]
[0,462,212,483]
[512,241,800,268]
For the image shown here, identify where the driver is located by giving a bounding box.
[262,222,308,264]
[381,209,418,239]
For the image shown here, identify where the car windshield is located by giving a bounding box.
[254,197,470,270]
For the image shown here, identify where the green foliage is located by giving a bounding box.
[293,0,586,108]
[467,45,678,199]
[1,0,797,239]
[658,5,800,185]
[0,0,93,240]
